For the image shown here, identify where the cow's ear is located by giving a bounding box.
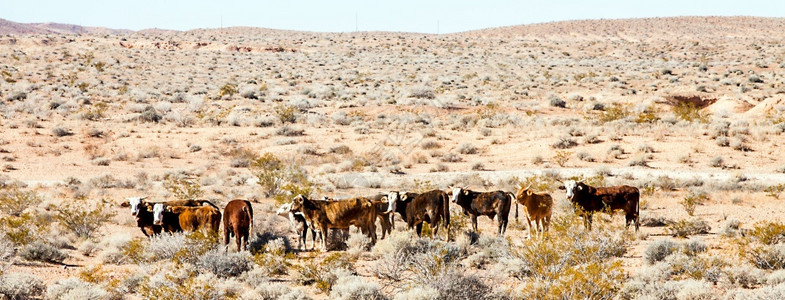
[165,206,173,212]
[145,204,153,210]
[120,201,130,207]
[401,194,408,201]
[463,190,469,195]
[526,190,533,196]
[577,185,583,191]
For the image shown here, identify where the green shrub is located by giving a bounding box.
[673,102,709,123]
[163,174,204,200]
[252,152,319,203]
[55,200,115,239]
[680,191,708,216]
[293,252,357,293]
[218,83,238,98]
[748,221,785,245]
[765,184,785,199]
[0,187,41,217]
[274,104,297,123]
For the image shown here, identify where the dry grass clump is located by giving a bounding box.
[55,199,115,239]
[0,272,45,299]
[19,240,67,263]
[668,219,711,238]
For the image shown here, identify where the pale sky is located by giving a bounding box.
[2,0,784,33]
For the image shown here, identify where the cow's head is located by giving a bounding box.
[385,191,400,213]
[450,187,468,203]
[152,203,166,225]
[276,202,292,217]
[290,195,307,212]
[126,196,148,216]
[564,180,579,201]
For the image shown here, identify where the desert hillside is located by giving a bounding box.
[0,16,784,299]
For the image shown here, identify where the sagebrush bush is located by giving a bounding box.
[163,173,204,200]
[196,249,252,278]
[19,241,66,263]
[46,277,108,300]
[0,272,45,300]
[276,124,304,136]
[293,252,356,293]
[645,238,680,264]
[747,243,785,270]
[668,219,710,238]
[330,275,388,300]
[723,266,764,288]
[457,143,478,154]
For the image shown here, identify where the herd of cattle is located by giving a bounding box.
[121,180,640,252]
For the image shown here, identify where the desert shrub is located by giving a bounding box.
[196,249,252,278]
[330,275,388,300]
[0,186,41,216]
[682,238,707,257]
[592,103,630,123]
[46,277,108,300]
[0,272,45,300]
[457,143,478,154]
[218,83,238,98]
[171,231,221,264]
[471,162,484,170]
[0,213,49,246]
[52,126,73,137]
[465,235,512,269]
[524,260,625,300]
[243,281,311,300]
[0,237,13,273]
[276,124,305,136]
[628,155,650,167]
[577,151,595,162]
[549,96,566,108]
[663,253,726,282]
[163,173,204,200]
[251,152,319,203]
[721,218,742,237]
[673,102,709,123]
[19,241,66,263]
[346,230,371,255]
[440,153,462,163]
[139,105,162,123]
[765,184,785,199]
[408,86,435,99]
[55,199,115,239]
[748,221,785,245]
[746,243,785,270]
[551,137,577,149]
[420,139,441,149]
[723,266,764,288]
[293,252,357,293]
[709,156,724,168]
[138,269,242,300]
[668,219,711,238]
[392,285,439,300]
[680,191,708,216]
[645,238,679,264]
[274,104,297,123]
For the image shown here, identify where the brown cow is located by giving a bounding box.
[289,195,376,251]
[122,197,214,237]
[450,187,512,236]
[152,203,221,234]
[223,199,253,251]
[386,190,450,240]
[562,180,640,231]
[514,186,553,237]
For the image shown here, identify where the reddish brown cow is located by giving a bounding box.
[289,195,376,251]
[153,203,221,234]
[514,186,553,237]
[450,187,512,236]
[563,180,640,230]
[223,199,254,251]
[386,190,450,240]
[367,194,394,239]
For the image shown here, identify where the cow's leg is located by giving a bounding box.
[235,226,243,252]
[320,227,329,252]
[415,223,423,237]
[224,227,231,252]
[471,215,479,233]
[526,216,534,238]
[585,213,593,230]
[431,220,440,240]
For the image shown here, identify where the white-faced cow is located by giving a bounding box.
[223,199,253,251]
[386,190,450,240]
[450,187,512,236]
[562,180,640,231]
[514,186,553,237]
[289,195,377,252]
[366,194,394,239]
[276,202,319,250]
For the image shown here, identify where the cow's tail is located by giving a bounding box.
[245,200,254,234]
[508,192,518,220]
[199,200,220,210]
[442,191,450,240]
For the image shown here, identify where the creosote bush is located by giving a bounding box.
[0,186,41,217]
[252,152,319,204]
[0,272,45,299]
[163,174,204,200]
[55,199,115,239]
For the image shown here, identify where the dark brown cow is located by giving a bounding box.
[514,186,553,237]
[450,187,512,236]
[152,203,222,234]
[386,190,450,240]
[122,197,214,237]
[289,195,376,251]
[562,180,640,231]
[223,199,254,251]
